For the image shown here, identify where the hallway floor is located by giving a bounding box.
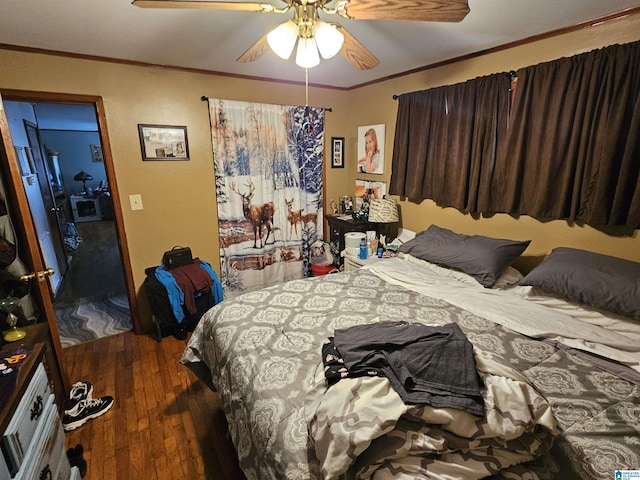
[54,220,131,346]
[55,220,126,304]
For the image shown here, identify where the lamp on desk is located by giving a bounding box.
[368,197,400,240]
[73,170,93,194]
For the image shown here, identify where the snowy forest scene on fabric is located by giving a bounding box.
[209,99,324,298]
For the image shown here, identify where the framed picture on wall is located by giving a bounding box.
[331,137,344,168]
[90,144,103,162]
[138,124,190,161]
[357,124,385,174]
[355,179,387,212]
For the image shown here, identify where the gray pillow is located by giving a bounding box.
[398,225,530,287]
[519,247,640,320]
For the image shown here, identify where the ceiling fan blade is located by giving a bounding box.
[237,32,271,63]
[132,0,277,13]
[335,25,379,71]
[338,0,469,22]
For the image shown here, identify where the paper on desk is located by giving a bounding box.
[389,228,416,248]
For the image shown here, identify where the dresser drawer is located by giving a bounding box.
[53,429,71,480]
[2,362,51,474]
[14,394,68,480]
[0,450,9,479]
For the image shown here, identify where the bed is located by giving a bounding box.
[181,226,640,480]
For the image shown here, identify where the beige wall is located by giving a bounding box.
[0,52,350,313]
[1,11,639,331]
[346,13,640,265]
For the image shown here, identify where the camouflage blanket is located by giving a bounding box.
[308,348,558,479]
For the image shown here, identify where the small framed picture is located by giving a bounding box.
[138,124,189,161]
[340,196,354,214]
[14,146,31,175]
[331,137,345,168]
[90,144,103,162]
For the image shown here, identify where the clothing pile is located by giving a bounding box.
[322,321,484,415]
[61,222,82,250]
[144,258,223,340]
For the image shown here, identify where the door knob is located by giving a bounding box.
[19,268,55,282]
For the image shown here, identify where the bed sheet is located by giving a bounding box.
[369,256,640,374]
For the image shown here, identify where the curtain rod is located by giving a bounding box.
[392,71,519,99]
[201,96,332,112]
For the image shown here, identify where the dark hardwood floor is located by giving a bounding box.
[63,330,246,480]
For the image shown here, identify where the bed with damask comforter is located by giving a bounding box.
[181,248,640,480]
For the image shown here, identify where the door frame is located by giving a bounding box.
[0,89,141,340]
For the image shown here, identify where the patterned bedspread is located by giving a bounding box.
[181,267,640,480]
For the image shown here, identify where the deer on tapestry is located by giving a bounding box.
[285,198,304,240]
[301,211,317,229]
[231,180,275,249]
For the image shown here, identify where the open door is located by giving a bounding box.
[0,92,70,402]
[23,119,68,293]
[0,89,140,351]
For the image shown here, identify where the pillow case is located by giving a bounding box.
[518,247,640,320]
[403,253,523,288]
[398,225,530,287]
[493,266,524,289]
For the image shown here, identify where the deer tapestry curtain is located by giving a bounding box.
[209,99,324,298]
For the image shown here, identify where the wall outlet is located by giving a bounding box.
[129,194,143,211]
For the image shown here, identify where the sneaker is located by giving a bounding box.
[69,381,93,408]
[63,396,114,432]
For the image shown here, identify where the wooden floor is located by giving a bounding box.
[62,330,247,480]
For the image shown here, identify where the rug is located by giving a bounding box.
[55,294,132,348]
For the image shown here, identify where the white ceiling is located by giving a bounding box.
[1,0,639,89]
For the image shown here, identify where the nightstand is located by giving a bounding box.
[344,253,388,272]
[70,195,101,222]
[325,214,375,259]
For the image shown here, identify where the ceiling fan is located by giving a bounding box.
[132,0,470,70]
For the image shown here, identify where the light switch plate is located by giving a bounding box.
[129,194,143,210]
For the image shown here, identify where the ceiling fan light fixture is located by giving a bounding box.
[314,20,344,59]
[267,20,298,59]
[295,37,320,68]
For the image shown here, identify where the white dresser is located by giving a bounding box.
[69,195,101,223]
[1,344,79,480]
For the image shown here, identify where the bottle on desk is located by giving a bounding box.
[358,238,368,259]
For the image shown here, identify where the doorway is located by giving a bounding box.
[0,90,139,347]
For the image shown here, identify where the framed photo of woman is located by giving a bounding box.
[356,124,385,174]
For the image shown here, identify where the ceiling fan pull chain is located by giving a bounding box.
[305,67,309,106]
[300,68,316,136]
